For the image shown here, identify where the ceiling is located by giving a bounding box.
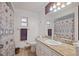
[13,2,48,13]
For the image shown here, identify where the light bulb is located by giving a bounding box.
[53,4,56,8]
[57,2,61,6]
[61,4,65,8]
[50,6,53,11]
[57,7,61,10]
[66,2,72,5]
[53,9,57,12]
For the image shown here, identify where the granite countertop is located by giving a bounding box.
[37,39,76,56]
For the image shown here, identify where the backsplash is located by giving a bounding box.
[54,13,74,43]
[0,2,15,56]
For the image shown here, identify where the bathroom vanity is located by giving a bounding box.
[36,38,76,56]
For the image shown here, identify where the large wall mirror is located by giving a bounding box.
[54,13,74,41]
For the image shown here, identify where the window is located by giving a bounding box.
[21,17,28,27]
[21,23,27,27]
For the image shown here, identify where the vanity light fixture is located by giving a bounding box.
[45,2,72,14]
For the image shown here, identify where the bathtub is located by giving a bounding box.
[44,39,63,45]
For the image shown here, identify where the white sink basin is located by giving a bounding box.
[44,39,63,45]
